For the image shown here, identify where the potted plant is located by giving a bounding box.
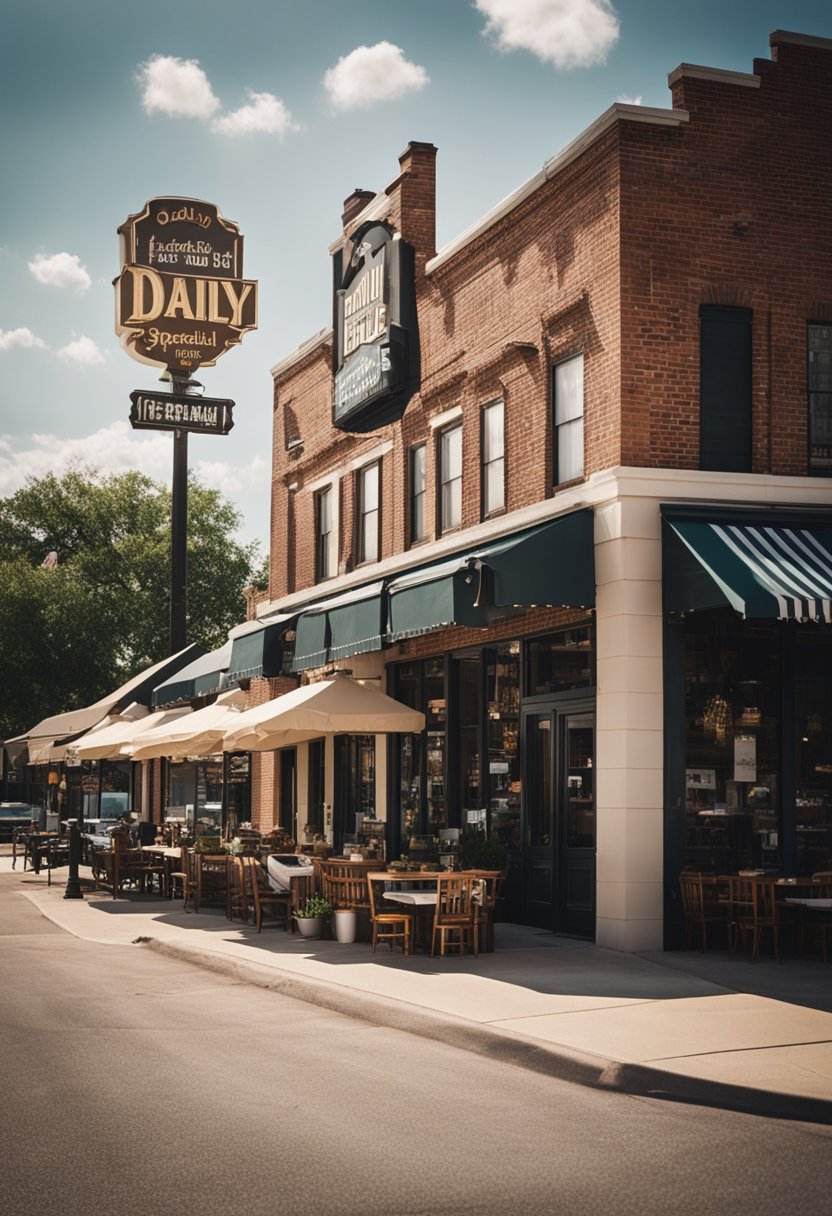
[293,892,333,939]
[458,826,507,871]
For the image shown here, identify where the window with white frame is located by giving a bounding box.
[481,399,505,517]
[553,354,584,484]
[315,484,335,582]
[409,444,426,544]
[438,423,462,533]
[356,460,380,564]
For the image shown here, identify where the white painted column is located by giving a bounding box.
[593,496,664,951]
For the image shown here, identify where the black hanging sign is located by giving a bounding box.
[332,221,418,432]
[129,390,235,436]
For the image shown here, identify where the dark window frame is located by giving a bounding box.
[314,484,334,583]
[699,305,753,473]
[356,460,381,565]
[552,353,584,486]
[481,398,506,518]
[437,421,463,535]
[409,443,427,545]
[808,322,832,476]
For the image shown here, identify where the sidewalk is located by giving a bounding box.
[6,855,832,1125]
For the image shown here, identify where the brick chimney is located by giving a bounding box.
[395,141,437,272]
[341,189,376,228]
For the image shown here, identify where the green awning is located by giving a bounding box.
[387,557,490,641]
[151,642,232,707]
[327,582,385,661]
[469,510,595,609]
[226,613,295,684]
[291,610,329,672]
[663,509,832,622]
[387,510,595,642]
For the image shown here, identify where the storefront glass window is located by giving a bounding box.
[425,658,447,831]
[683,615,780,873]
[459,658,481,827]
[796,631,832,873]
[527,625,593,696]
[487,642,521,848]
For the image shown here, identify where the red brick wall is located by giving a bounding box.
[621,36,832,471]
[271,36,832,604]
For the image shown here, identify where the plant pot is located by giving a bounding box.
[333,908,357,944]
[295,916,323,939]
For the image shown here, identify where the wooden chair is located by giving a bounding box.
[798,873,832,961]
[319,861,373,915]
[367,876,411,956]
[468,870,504,953]
[167,848,193,909]
[192,853,230,913]
[226,855,249,924]
[242,856,291,932]
[91,848,118,897]
[112,833,166,895]
[431,874,478,959]
[729,876,785,962]
[678,872,730,952]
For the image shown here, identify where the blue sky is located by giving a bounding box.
[2,0,831,555]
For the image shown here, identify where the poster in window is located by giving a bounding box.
[733,734,757,783]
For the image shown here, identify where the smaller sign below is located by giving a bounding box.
[129,390,235,436]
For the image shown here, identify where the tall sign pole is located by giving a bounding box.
[114,196,257,654]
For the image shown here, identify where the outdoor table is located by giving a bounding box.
[142,845,187,898]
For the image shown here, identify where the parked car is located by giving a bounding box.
[0,804,37,842]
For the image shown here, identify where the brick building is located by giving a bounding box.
[238,29,832,950]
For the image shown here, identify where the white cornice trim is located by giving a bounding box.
[271,327,332,380]
[348,441,393,471]
[257,466,832,617]
[667,63,760,89]
[306,470,342,495]
[428,404,463,430]
[770,29,832,51]
[426,104,688,276]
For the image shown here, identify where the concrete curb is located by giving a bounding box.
[140,937,832,1127]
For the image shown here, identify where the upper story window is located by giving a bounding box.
[553,355,584,485]
[699,305,752,472]
[315,484,335,582]
[481,399,505,517]
[438,422,462,533]
[808,324,832,474]
[409,444,427,544]
[356,460,380,564]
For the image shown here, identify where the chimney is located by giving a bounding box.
[396,142,437,268]
[341,189,376,229]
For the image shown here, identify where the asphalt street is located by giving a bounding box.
[2,873,831,1216]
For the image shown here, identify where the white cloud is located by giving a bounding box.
[56,335,106,367]
[28,251,91,292]
[0,424,270,547]
[0,327,47,352]
[212,91,297,137]
[475,0,619,69]
[137,54,221,119]
[618,94,642,105]
[323,42,428,111]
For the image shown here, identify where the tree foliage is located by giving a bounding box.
[0,466,261,738]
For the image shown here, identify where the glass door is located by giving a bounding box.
[520,703,596,936]
[561,712,596,937]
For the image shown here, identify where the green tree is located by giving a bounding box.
[0,465,261,738]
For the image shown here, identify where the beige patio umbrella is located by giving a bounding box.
[130,689,247,760]
[74,705,193,760]
[223,673,425,752]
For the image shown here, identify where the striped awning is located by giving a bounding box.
[663,512,832,622]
